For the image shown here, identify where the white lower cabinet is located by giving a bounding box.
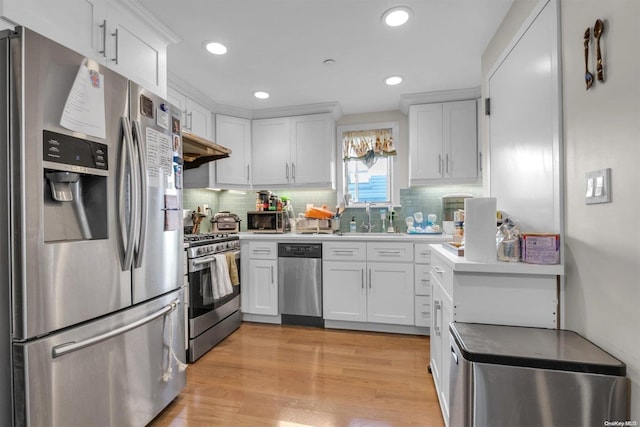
[245,241,278,316]
[430,261,453,426]
[247,259,277,315]
[323,241,414,326]
[322,261,367,322]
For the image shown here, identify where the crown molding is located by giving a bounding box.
[399,87,481,114]
[251,101,343,120]
[213,104,253,120]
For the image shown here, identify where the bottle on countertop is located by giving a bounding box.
[349,216,357,233]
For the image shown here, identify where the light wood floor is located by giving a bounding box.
[149,322,444,427]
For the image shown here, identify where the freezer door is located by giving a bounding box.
[129,81,183,304]
[13,289,187,427]
[10,28,132,340]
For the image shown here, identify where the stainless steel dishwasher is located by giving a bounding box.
[278,243,323,327]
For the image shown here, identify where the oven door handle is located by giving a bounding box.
[192,250,240,266]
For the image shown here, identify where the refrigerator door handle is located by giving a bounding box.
[118,116,138,270]
[132,120,148,268]
[51,299,180,358]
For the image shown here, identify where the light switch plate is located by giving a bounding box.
[585,168,611,205]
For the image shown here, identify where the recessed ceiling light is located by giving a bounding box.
[385,76,403,86]
[254,91,270,99]
[381,6,412,27]
[205,42,227,55]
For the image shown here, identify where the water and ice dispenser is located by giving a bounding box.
[42,130,109,242]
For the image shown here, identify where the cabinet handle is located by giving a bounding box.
[432,266,445,274]
[285,163,289,180]
[247,164,250,182]
[434,300,441,336]
[332,250,355,255]
[291,163,296,181]
[420,251,429,255]
[187,112,193,131]
[445,154,449,174]
[99,20,107,57]
[368,268,372,289]
[377,250,401,255]
[438,154,442,174]
[361,269,365,289]
[111,28,119,64]
[270,265,274,284]
[252,249,271,255]
[479,152,483,172]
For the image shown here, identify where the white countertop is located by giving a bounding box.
[429,243,564,276]
[238,231,451,243]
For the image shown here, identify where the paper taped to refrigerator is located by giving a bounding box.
[60,60,106,139]
[145,127,173,187]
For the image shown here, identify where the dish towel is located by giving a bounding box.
[214,253,233,298]
[201,267,215,305]
[207,261,220,301]
[225,252,240,286]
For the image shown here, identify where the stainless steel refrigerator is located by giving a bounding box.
[0,27,186,426]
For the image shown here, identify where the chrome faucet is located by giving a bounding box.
[361,201,376,232]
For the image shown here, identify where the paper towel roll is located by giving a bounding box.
[464,198,497,263]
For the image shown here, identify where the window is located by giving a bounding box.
[338,124,398,205]
[345,156,391,203]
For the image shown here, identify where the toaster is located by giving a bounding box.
[210,211,241,234]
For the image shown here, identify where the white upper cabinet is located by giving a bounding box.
[409,100,479,185]
[105,1,167,96]
[1,0,104,60]
[215,114,252,187]
[252,113,335,188]
[1,0,172,97]
[167,87,213,141]
[251,117,290,186]
[290,114,334,187]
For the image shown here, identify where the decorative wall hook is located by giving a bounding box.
[583,27,594,90]
[594,19,605,82]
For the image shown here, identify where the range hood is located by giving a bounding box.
[181,131,231,169]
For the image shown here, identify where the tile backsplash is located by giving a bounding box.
[183,184,482,233]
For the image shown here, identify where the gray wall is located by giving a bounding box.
[483,0,640,420]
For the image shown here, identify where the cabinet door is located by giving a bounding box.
[2,0,105,61]
[440,293,454,423]
[251,118,290,186]
[443,100,478,180]
[247,259,277,315]
[215,115,251,186]
[106,1,167,97]
[322,261,367,322]
[185,98,213,140]
[290,114,334,186]
[409,103,443,182]
[167,87,187,127]
[430,280,443,401]
[367,263,414,325]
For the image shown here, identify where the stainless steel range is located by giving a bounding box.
[184,233,241,362]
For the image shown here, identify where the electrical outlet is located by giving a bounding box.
[585,168,611,205]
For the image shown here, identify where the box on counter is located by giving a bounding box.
[521,233,560,264]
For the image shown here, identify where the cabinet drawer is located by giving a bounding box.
[366,242,413,262]
[414,264,431,296]
[414,243,432,264]
[430,252,453,297]
[323,241,367,261]
[248,241,277,259]
[415,295,431,327]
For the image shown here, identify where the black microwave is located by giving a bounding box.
[247,211,287,233]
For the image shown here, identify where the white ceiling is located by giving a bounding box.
[139,0,514,115]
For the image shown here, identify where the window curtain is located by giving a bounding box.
[342,128,396,168]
